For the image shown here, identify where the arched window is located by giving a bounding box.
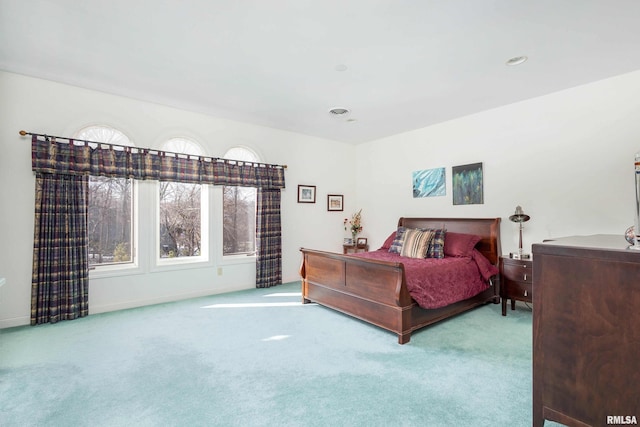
[223,147,259,256]
[158,138,208,261]
[74,125,135,267]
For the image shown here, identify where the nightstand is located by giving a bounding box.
[499,256,533,316]
[343,244,368,254]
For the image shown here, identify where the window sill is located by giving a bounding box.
[218,253,256,266]
[89,263,143,279]
[152,256,213,273]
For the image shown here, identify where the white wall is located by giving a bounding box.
[356,70,640,255]
[3,69,640,328]
[0,71,356,328]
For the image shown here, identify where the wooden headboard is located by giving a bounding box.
[398,217,502,266]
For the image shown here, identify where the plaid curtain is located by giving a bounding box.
[31,136,285,188]
[31,173,89,325]
[30,136,286,316]
[256,188,282,288]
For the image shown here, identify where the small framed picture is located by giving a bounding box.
[357,237,368,246]
[327,194,344,211]
[343,237,354,245]
[298,185,316,203]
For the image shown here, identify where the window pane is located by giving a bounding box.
[88,176,133,265]
[159,181,202,258]
[76,126,135,267]
[158,138,205,260]
[223,146,259,256]
[223,186,256,255]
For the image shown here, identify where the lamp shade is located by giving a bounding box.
[509,205,530,223]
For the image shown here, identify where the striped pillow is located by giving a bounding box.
[400,229,435,258]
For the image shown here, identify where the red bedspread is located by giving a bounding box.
[350,249,498,309]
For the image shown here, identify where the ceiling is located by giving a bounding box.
[2,1,640,144]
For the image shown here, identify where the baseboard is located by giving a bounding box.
[0,285,255,330]
[282,275,301,284]
[0,316,31,329]
[90,286,252,315]
[0,282,303,330]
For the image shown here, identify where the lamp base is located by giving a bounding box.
[510,252,531,260]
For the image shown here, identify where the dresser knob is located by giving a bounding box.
[524,273,527,281]
[524,290,528,297]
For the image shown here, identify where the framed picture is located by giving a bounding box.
[343,237,353,245]
[452,162,484,205]
[412,167,446,198]
[327,194,344,211]
[297,185,316,203]
[357,237,368,246]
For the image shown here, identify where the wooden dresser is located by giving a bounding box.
[532,235,640,427]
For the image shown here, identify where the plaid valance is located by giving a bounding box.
[31,136,286,189]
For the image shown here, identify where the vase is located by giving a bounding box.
[352,233,358,246]
[626,225,635,245]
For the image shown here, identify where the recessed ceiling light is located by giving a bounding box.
[335,64,348,72]
[506,56,528,66]
[328,107,350,117]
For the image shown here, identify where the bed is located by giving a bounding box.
[299,217,502,344]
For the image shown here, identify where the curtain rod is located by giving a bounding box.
[19,130,287,169]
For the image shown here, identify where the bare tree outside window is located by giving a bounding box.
[159,181,202,257]
[159,138,205,259]
[223,147,258,256]
[88,176,132,264]
[75,126,134,267]
[223,186,256,255]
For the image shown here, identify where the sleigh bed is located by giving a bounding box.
[299,217,502,344]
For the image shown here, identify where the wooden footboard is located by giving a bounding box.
[300,248,416,343]
[299,217,502,344]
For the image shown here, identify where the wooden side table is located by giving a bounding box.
[499,256,533,316]
[343,244,368,254]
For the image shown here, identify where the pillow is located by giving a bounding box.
[400,229,435,258]
[444,232,482,258]
[388,226,407,254]
[426,228,446,259]
[380,231,397,250]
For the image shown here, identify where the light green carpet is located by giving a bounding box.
[1,281,551,426]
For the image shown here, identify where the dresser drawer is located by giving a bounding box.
[502,263,532,283]
[504,279,532,302]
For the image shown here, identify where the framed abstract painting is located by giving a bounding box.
[452,162,484,205]
[412,167,446,198]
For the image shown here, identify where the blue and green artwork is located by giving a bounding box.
[412,167,446,198]
[452,162,483,205]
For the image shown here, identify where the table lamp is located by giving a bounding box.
[509,205,531,259]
